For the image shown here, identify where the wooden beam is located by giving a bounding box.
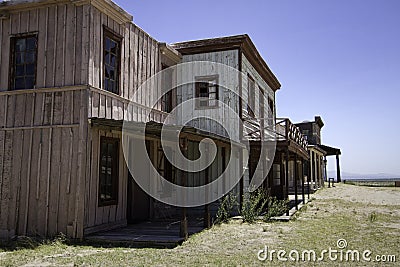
[336,154,341,182]
[203,148,211,229]
[301,158,305,204]
[307,159,311,200]
[285,149,289,216]
[294,154,298,211]
[179,140,188,239]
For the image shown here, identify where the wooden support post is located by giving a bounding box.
[324,156,328,185]
[316,154,320,188]
[180,207,188,239]
[204,149,211,229]
[311,151,315,190]
[336,153,341,182]
[204,204,210,228]
[180,138,188,239]
[285,150,289,216]
[307,158,311,200]
[301,158,305,204]
[294,154,298,210]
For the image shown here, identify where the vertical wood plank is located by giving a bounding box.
[80,4,89,86]
[132,26,139,103]
[47,127,61,236]
[36,7,47,88]
[0,131,13,231]
[0,19,4,90]
[14,94,26,127]
[88,5,94,87]
[0,130,5,229]
[17,129,30,235]
[87,127,99,227]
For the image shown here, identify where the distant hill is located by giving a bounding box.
[328,171,400,180]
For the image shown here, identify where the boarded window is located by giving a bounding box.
[195,75,219,108]
[99,137,119,206]
[10,34,38,90]
[103,28,121,94]
[247,75,255,117]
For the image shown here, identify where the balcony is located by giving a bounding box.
[275,118,309,159]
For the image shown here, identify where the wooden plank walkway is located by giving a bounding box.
[85,220,205,248]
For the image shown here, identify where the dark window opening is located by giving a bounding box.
[247,75,255,117]
[161,65,175,113]
[103,28,121,94]
[99,137,119,206]
[195,75,218,108]
[10,34,38,90]
[268,97,274,118]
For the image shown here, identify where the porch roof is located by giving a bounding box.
[89,118,245,148]
[317,144,341,156]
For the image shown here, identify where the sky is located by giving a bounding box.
[115,0,400,177]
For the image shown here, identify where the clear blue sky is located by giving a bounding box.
[116,0,400,176]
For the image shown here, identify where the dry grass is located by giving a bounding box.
[0,183,399,266]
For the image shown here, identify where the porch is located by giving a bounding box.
[272,118,310,212]
[85,219,205,248]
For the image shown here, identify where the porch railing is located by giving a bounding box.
[276,118,308,150]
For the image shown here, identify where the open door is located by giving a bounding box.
[126,140,151,223]
[127,173,150,223]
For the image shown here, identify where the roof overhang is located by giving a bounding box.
[89,118,245,149]
[0,0,133,24]
[317,144,341,156]
[159,42,182,65]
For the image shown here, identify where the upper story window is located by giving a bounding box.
[247,75,255,117]
[268,97,274,117]
[10,34,38,90]
[195,75,219,108]
[103,28,121,94]
[161,64,174,113]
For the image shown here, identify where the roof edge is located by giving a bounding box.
[171,34,281,91]
[0,0,133,24]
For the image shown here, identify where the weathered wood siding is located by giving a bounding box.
[241,54,275,121]
[177,50,240,142]
[83,6,169,232]
[0,1,98,239]
[84,126,129,233]
[0,3,90,91]
[87,6,166,123]
[241,54,276,191]
[0,87,88,239]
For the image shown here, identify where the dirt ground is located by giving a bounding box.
[1,183,399,266]
[316,183,400,205]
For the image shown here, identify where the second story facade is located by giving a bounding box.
[295,116,324,145]
[0,0,178,130]
[171,35,281,143]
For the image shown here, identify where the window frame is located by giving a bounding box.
[194,75,219,109]
[98,136,120,207]
[9,33,38,90]
[247,75,256,117]
[103,26,122,95]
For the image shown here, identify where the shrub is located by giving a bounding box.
[368,212,378,223]
[241,189,269,223]
[214,193,238,224]
[264,197,289,221]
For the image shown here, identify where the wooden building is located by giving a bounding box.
[0,0,284,240]
[171,35,281,202]
[296,116,342,185]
